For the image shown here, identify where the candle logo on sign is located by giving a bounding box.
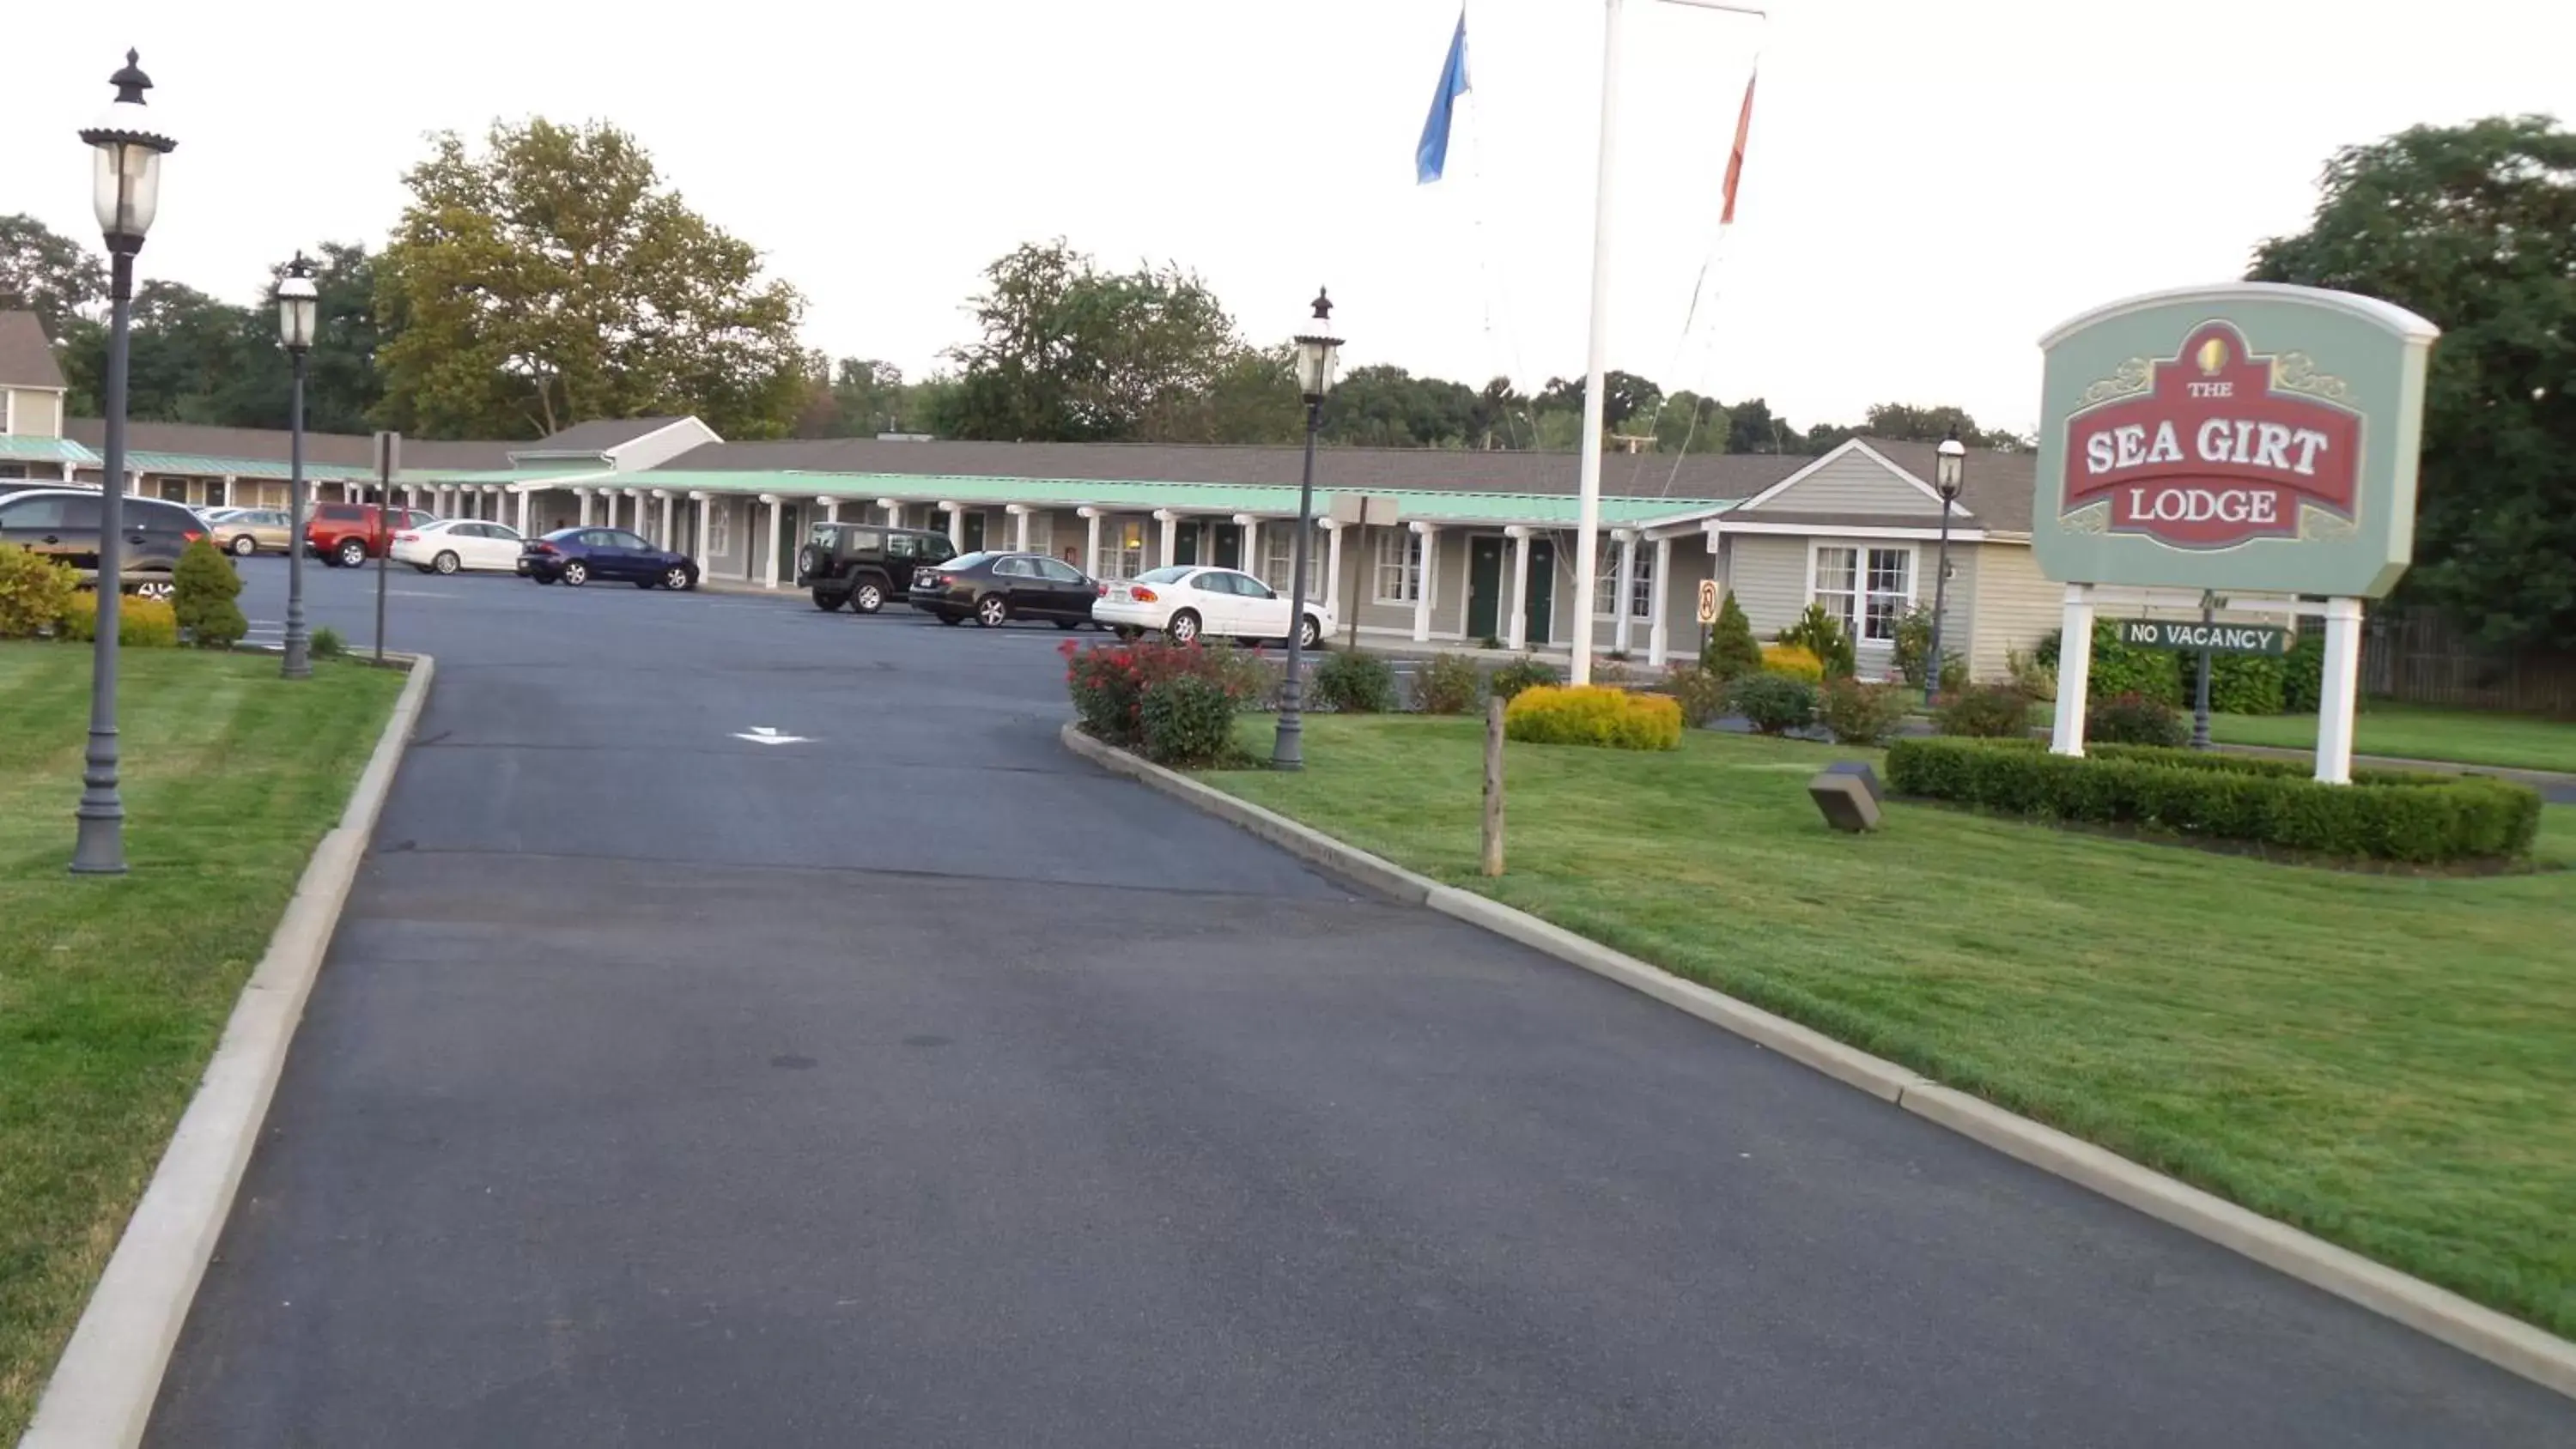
[2058,321,2364,550]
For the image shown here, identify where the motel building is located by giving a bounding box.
[4,317,2068,675]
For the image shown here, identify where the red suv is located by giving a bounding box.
[307,504,433,567]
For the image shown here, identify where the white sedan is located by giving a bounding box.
[1093,565,1334,648]
[393,518,526,575]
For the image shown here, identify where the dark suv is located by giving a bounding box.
[0,488,205,598]
[796,523,957,614]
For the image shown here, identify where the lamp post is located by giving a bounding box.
[276,253,318,680]
[70,51,176,876]
[1271,288,1342,771]
[1922,427,1966,707]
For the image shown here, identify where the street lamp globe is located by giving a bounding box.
[1293,288,1343,403]
[276,252,319,352]
[79,51,177,249]
[1935,426,1966,500]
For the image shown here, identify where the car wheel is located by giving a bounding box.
[1297,615,1322,650]
[1165,609,1200,644]
[429,550,459,575]
[1113,625,1142,641]
[1054,618,1081,630]
[938,613,964,626]
[851,580,885,614]
[812,590,844,611]
[534,573,558,585]
[663,565,693,591]
[975,593,1010,627]
[412,563,434,573]
[228,534,256,557]
[336,539,368,568]
[561,560,590,586]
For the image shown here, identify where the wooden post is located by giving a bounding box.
[1482,696,1506,876]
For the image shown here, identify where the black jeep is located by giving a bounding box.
[795,522,958,614]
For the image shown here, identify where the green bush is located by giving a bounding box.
[1883,737,2542,864]
[1816,678,1912,747]
[2283,628,2326,713]
[1777,602,1857,679]
[1138,674,1240,767]
[1893,604,1959,692]
[1664,664,1727,728]
[2040,621,2184,705]
[1415,653,1483,714]
[1729,670,1816,736]
[0,544,79,638]
[1935,683,2034,738]
[58,591,179,647]
[1310,648,1396,713]
[2088,691,2187,747]
[312,626,347,658]
[2184,651,2287,716]
[1487,654,1561,703]
[173,538,248,649]
[1503,685,1682,751]
[1701,590,1763,680]
[2005,645,2057,702]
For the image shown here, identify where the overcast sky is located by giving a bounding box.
[9,1,2570,437]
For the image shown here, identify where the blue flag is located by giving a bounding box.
[1416,12,1471,185]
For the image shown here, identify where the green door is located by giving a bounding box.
[1524,538,1556,646]
[1467,537,1505,641]
[962,512,987,551]
[1175,522,1199,566]
[1212,523,1243,571]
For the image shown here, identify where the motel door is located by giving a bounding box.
[1467,537,1506,641]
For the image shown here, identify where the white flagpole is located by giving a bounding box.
[1571,0,1625,687]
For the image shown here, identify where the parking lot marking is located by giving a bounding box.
[732,726,812,745]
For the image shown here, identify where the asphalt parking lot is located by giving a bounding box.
[143,558,2576,1446]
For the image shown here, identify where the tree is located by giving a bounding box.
[939,239,1265,443]
[374,118,807,440]
[1723,397,1794,454]
[0,214,104,340]
[1654,391,1728,454]
[1859,402,2026,452]
[2251,115,2576,646]
[1702,589,1762,679]
[171,538,246,649]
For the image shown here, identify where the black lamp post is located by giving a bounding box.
[276,253,318,680]
[1270,288,1342,771]
[1923,427,1965,707]
[70,50,176,876]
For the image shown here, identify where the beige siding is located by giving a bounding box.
[5,388,64,438]
[1968,542,2063,682]
[1743,448,1937,518]
[1935,543,1978,683]
[1724,534,1813,642]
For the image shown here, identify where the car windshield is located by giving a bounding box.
[1133,566,1193,584]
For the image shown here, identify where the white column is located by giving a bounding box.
[2314,597,2364,784]
[1012,504,1033,554]
[1647,537,1674,667]
[1156,510,1181,567]
[1236,515,1261,583]
[767,498,787,588]
[222,475,237,507]
[2049,584,2097,755]
[940,500,965,549]
[1323,521,1346,619]
[1411,523,1439,644]
[1083,508,1103,577]
[577,489,594,526]
[518,488,533,536]
[878,497,903,529]
[659,493,675,550]
[1613,530,1638,655]
[1506,526,1532,652]
[824,498,841,524]
[694,494,710,563]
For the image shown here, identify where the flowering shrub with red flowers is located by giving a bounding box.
[1062,637,1276,751]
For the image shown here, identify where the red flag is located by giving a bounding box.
[1720,70,1758,225]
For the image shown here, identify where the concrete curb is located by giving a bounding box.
[19,656,438,1449]
[1058,721,2576,1403]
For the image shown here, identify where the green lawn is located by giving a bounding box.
[1206,716,2576,1339]
[2211,700,2576,774]
[0,644,404,1442]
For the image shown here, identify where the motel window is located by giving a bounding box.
[1591,541,1658,620]
[1259,522,1322,598]
[0,391,10,433]
[1813,544,1913,643]
[1103,520,1145,579]
[1374,530,1423,604]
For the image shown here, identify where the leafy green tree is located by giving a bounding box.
[2251,115,2576,646]
[0,214,104,340]
[1701,590,1762,679]
[172,538,246,648]
[374,118,806,440]
[1654,391,1728,453]
[1723,397,1794,453]
[1860,402,2027,452]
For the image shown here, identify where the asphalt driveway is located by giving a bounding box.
[143,561,2576,1446]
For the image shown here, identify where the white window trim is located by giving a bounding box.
[1587,539,1657,621]
[1259,520,1322,597]
[1805,539,1919,645]
[1373,529,1423,606]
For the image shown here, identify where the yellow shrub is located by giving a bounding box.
[1503,684,1682,751]
[1759,643,1824,682]
[58,591,179,647]
[0,544,80,638]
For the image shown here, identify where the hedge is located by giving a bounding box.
[1883,737,2542,864]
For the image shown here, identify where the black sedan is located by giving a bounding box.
[518,526,701,590]
[908,551,1098,628]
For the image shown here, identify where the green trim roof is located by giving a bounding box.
[619,470,1733,527]
[106,449,375,482]
[0,436,99,464]
[397,466,614,486]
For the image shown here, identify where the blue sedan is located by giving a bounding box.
[518,527,701,591]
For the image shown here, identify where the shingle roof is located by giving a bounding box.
[521,416,693,453]
[1856,436,2038,532]
[0,312,66,391]
[63,420,518,476]
[657,437,1807,501]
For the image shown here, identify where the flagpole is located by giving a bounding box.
[1571,0,1625,687]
